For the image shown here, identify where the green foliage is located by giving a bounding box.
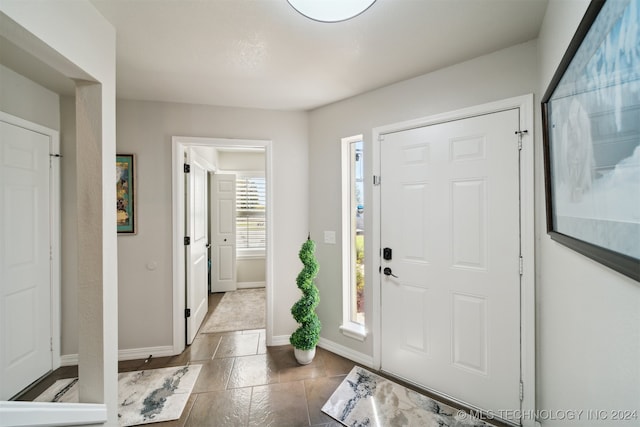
[355,235,364,294]
[290,237,321,350]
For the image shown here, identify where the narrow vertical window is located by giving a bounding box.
[341,135,367,340]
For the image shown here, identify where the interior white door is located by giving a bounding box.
[380,109,521,420]
[210,173,237,293]
[185,149,210,345]
[0,120,52,399]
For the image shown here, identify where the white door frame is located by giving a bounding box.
[0,110,61,374]
[171,136,273,354]
[370,94,536,426]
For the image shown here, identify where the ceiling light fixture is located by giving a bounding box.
[287,0,376,23]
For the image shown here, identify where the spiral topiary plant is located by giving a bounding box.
[290,235,321,351]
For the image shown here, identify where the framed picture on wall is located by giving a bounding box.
[541,0,640,281]
[116,154,136,234]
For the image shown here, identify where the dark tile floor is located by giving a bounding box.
[19,293,507,427]
[19,293,352,426]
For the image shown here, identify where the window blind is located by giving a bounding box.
[236,176,266,249]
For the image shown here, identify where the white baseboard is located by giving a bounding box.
[0,401,107,427]
[318,337,374,368]
[60,345,175,366]
[60,354,78,367]
[269,334,291,346]
[237,281,265,289]
[118,346,175,361]
[267,335,374,369]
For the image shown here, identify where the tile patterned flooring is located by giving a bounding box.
[19,293,508,427]
[19,293,352,426]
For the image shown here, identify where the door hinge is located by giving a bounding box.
[519,381,524,401]
[515,129,528,150]
[373,175,381,186]
[185,308,191,318]
[184,236,191,246]
[50,337,53,352]
[519,256,524,276]
[378,134,385,142]
[184,163,191,173]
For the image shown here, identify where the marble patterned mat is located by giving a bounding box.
[322,366,494,427]
[35,365,202,426]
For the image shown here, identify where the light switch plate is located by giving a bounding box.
[324,231,336,244]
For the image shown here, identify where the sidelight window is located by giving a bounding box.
[340,135,366,340]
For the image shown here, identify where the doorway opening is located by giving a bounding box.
[171,137,273,355]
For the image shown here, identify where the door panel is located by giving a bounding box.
[186,149,209,345]
[380,109,521,420]
[210,174,237,293]
[451,179,487,269]
[452,292,487,374]
[0,121,51,399]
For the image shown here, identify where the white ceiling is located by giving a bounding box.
[2,0,549,112]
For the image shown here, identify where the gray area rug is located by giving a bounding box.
[35,365,201,426]
[322,366,494,427]
[200,288,266,333]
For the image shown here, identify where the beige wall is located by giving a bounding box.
[114,99,307,350]
[237,258,266,285]
[536,0,640,423]
[218,151,265,171]
[0,64,60,130]
[308,39,538,357]
[59,101,295,353]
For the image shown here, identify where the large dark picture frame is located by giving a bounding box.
[541,0,640,281]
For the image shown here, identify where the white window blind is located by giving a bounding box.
[236,176,266,249]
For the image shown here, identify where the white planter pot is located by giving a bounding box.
[294,347,316,365]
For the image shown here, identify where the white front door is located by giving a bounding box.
[209,174,237,293]
[0,120,52,399]
[380,109,521,420]
[185,149,210,345]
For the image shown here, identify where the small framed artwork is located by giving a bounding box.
[116,154,136,234]
[541,0,639,281]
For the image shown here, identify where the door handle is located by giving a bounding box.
[383,267,398,278]
[206,243,211,249]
